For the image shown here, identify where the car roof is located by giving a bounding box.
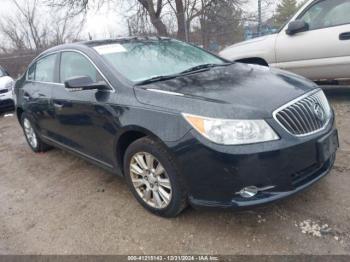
[82,36,172,47]
[26,36,177,72]
[36,36,173,61]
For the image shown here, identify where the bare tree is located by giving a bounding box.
[51,12,85,45]
[138,0,169,36]
[47,0,170,36]
[48,0,245,41]
[0,0,84,52]
[0,18,27,50]
[244,0,275,24]
[12,0,48,49]
[126,5,155,36]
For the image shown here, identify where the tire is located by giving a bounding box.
[21,113,51,153]
[124,137,188,218]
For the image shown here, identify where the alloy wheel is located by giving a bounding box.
[23,118,38,149]
[130,152,172,209]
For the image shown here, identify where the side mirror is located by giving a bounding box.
[286,20,309,35]
[64,76,109,92]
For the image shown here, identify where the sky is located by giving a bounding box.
[0,0,305,41]
[0,0,128,40]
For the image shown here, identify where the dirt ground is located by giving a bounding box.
[0,87,349,255]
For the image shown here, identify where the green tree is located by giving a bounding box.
[273,0,299,28]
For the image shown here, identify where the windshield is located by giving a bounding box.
[0,68,6,77]
[94,40,225,82]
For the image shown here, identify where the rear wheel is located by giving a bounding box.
[21,113,51,153]
[124,137,187,217]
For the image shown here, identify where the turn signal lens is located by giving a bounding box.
[184,114,205,134]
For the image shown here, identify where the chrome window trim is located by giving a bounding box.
[26,80,64,86]
[272,88,332,137]
[25,49,116,93]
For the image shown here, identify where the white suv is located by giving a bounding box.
[0,66,15,112]
[220,0,350,83]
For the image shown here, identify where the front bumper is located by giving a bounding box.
[191,155,335,209]
[0,90,14,111]
[170,123,338,210]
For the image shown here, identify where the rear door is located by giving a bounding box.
[21,53,59,136]
[275,0,350,81]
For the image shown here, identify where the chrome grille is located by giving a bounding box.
[274,90,332,136]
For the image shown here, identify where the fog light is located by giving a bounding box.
[237,186,259,198]
[236,185,276,198]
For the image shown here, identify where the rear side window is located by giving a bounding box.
[34,54,58,82]
[60,52,102,83]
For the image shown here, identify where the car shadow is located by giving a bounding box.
[323,86,350,102]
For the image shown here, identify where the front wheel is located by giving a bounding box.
[21,113,51,153]
[124,137,188,217]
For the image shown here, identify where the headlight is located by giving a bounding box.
[182,113,279,145]
[5,80,14,91]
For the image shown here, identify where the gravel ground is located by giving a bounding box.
[0,87,349,255]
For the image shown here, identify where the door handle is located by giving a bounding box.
[339,32,350,40]
[23,93,31,101]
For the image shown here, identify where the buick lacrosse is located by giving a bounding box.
[14,38,339,217]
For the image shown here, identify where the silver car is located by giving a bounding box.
[220,0,350,83]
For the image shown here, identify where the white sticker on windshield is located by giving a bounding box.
[94,44,127,55]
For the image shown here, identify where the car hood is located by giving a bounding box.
[219,34,277,62]
[134,63,318,119]
[224,34,276,49]
[0,76,13,90]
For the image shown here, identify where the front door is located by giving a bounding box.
[51,51,116,167]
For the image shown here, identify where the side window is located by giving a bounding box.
[27,64,36,81]
[323,2,350,27]
[35,54,58,82]
[300,0,350,30]
[60,52,102,83]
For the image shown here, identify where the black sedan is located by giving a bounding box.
[14,37,339,217]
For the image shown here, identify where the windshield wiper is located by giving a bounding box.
[180,62,232,74]
[136,62,233,85]
[136,75,179,85]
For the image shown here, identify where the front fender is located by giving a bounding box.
[219,35,277,63]
[114,105,191,143]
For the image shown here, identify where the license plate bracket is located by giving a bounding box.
[317,129,339,163]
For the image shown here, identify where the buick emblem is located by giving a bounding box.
[313,103,325,121]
